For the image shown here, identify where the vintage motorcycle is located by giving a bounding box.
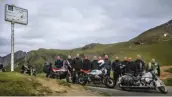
[77,67,115,88]
[117,71,168,94]
[48,67,68,79]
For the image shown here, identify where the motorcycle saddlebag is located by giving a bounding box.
[121,75,134,86]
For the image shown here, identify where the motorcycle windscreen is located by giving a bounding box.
[142,72,153,78]
[90,70,102,75]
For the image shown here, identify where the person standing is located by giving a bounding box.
[104,55,111,77]
[66,55,73,71]
[98,56,105,70]
[83,56,91,71]
[72,54,83,71]
[134,55,145,73]
[127,57,135,74]
[55,56,63,68]
[147,58,160,77]
[72,54,83,83]
[121,57,129,75]
[91,56,98,70]
[112,56,121,85]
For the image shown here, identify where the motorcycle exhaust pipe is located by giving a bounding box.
[120,86,155,89]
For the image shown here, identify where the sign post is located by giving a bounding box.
[5,4,28,72]
[11,21,14,72]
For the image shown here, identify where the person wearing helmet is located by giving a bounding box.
[147,58,160,77]
[112,56,121,85]
[98,56,105,70]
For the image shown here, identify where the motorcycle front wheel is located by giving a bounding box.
[158,80,168,94]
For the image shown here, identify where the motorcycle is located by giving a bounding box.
[48,67,68,79]
[77,68,115,88]
[21,66,36,76]
[117,71,168,94]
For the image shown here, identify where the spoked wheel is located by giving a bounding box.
[78,76,87,85]
[105,77,115,88]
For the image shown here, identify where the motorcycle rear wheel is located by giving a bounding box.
[78,77,87,85]
[104,77,115,88]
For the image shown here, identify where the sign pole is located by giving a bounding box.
[5,4,28,72]
[11,21,14,72]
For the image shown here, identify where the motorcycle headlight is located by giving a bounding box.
[145,78,150,82]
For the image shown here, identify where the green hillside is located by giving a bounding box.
[11,20,172,72]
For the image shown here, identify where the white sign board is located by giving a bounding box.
[5,4,28,25]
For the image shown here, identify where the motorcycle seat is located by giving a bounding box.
[80,69,91,73]
[52,68,67,72]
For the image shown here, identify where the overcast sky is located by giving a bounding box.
[0,0,172,56]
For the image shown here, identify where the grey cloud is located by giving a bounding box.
[0,0,172,56]
[0,37,10,46]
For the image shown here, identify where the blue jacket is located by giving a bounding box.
[55,59,63,68]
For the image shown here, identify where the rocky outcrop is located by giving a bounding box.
[0,50,27,66]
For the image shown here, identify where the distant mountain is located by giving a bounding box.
[0,50,27,66]
[82,43,102,50]
[130,20,172,44]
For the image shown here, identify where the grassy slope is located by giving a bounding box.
[70,40,172,66]
[0,72,52,96]
[0,72,99,96]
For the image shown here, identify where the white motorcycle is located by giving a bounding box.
[78,67,115,88]
[117,71,168,94]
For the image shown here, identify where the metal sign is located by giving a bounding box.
[4,4,28,72]
[5,4,28,25]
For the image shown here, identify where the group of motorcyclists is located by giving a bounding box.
[44,54,160,85]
